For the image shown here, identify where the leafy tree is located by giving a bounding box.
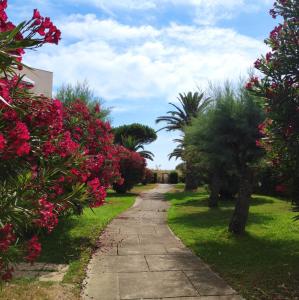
[56,81,110,120]
[156,91,210,191]
[186,84,264,234]
[247,0,299,206]
[113,123,157,145]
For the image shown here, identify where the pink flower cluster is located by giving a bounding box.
[32,9,61,44]
[0,224,15,252]
[25,236,41,263]
[35,197,59,233]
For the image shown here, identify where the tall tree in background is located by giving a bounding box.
[113,123,157,145]
[156,92,210,191]
[56,81,110,120]
[247,0,299,207]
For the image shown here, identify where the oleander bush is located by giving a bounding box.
[0,1,122,281]
[113,147,146,193]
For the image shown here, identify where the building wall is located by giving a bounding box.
[18,67,53,98]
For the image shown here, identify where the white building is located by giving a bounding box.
[18,67,53,98]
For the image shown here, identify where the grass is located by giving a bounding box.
[167,187,299,300]
[0,184,157,299]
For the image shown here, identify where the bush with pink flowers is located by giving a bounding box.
[0,1,121,281]
[246,0,299,204]
[113,147,146,194]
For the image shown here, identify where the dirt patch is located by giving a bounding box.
[0,282,78,300]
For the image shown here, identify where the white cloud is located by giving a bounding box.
[24,14,267,103]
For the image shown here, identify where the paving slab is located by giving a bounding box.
[82,184,242,300]
[82,273,118,300]
[185,270,237,296]
[119,271,198,299]
[89,255,149,273]
[118,243,167,255]
[145,254,208,271]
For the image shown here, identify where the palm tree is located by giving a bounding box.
[121,136,155,161]
[156,91,210,190]
[156,92,210,131]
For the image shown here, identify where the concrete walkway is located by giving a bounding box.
[82,184,243,300]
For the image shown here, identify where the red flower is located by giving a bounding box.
[15,142,31,156]
[10,121,30,140]
[245,82,253,90]
[255,140,262,147]
[1,268,13,281]
[0,224,15,252]
[258,123,266,135]
[32,9,41,20]
[2,110,18,122]
[25,236,41,263]
[88,178,107,207]
[37,25,45,36]
[0,0,7,10]
[0,134,6,151]
[35,197,58,233]
[0,10,7,22]
[43,141,57,157]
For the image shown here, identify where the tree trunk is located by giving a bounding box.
[185,161,198,191]
[209,172,220,207]
[229,169,252,235]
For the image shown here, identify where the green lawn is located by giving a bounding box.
[167,187,299,300]
[0,184,157,299]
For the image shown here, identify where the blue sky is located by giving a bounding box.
[8,0,276,170]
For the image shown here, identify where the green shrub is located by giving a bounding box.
[169,171,179,184]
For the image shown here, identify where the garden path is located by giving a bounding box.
[82,184,243,300]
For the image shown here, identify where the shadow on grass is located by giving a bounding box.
[106,192,137,198]
[189,234,299,299]
[38,216,94,264]
[169,208,274,229]
[167,192,276,207]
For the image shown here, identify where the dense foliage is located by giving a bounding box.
[113,147,146,193]
[185,84,264,234]
[0,2,121,281]
[168,171,179,184]
[247,0,299,204]
[142,168,154,185]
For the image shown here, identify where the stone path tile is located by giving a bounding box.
[82,184,243,300]
[185,270,237,296]
[88,255,149,273]
[119,271,198,299]
[82,273,119,300]
[145,254,209,271]
[118,243,167,255]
